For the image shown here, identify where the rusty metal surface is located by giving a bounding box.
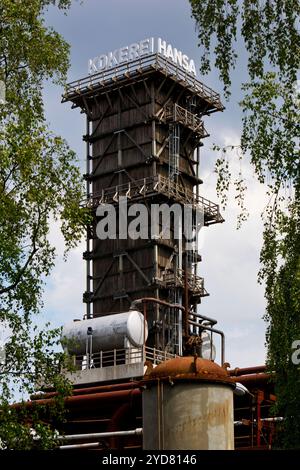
[233,385,277,450]
[14,388,142,409]
[144,356,234,386]
[230,365,266,376]
[22,363,276,451]
[31,381,140,401]
[232,373,271,385]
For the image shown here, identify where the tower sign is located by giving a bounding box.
[88,37,197,76]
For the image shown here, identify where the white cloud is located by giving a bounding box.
[197,130,268,366]
[42,220,85,328]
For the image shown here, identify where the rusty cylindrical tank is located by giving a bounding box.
[142,356,235,450]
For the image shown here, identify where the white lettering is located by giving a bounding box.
[119,46,128,63]
[88,58,98,74]
[140,38,151,55]
[173,48,182,67]
[119,196,128,240]
[158,37,167,56]
[129,42,139,60]
[149,37,155,54]
[166,43,174,61]
[292,340,300,365]
[107,49,119,68]
[102,456,136,467]
[96,204,116,240]
[98,54,107,71]
[182,54,189,71]
[88,38,197,77]
[128,204,149,239]
[189,59,196,76]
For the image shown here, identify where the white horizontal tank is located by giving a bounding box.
[62,310,147,355]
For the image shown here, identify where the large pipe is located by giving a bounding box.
[177,216,183,355]
[232,373,271,385]
[131,297,186,351]
[131,297,186,354]
[230,366,266,376]
[130,297,185,313]
[234,417,283,426]
[184,257,189,337]
[59,428,143,442]
[86,116,92,319]
[31,382,140,401]
[108,403,131,449]
[131,298,224,363]
[59,442,101,450]
[189,310,218,326]
[14,388,141,409]
[187,319,225,365]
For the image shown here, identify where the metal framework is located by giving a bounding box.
[64,54,224,355]
[62,53,224,113]
[83,175,223,225]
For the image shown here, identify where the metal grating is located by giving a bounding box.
[63,53,224,112]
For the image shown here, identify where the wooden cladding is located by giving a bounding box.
[64,67,223,322]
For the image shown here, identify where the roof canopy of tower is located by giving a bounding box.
[62,53,224,115]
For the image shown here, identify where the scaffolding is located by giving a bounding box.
[83,175,224,226]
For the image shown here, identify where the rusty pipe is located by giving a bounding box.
[131,297,186,349]
[31,381,140,401]
[189,310,218,326]
[130,297,185,313]
[229,365,266,376]
[232,373,271,385]
[14,388,142,409]
[108,402,131,449]
[187,319,225,366]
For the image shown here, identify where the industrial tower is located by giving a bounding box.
[63,50,224,368]
[36,43,277,452]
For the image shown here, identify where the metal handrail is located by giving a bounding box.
[83,174,223,223]
[74,345,176,370]
[162,269,208,296]
[144,346,176,363]
[63,53,223,110]
[165,103,208,136]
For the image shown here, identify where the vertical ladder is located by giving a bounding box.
[169,123,180,180]
[186,209,198,272]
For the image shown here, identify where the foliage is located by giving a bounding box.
[0,0,87,448]
[190,0,300,448]
[0,325,74,450]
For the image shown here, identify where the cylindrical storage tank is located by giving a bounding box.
[62,311,147,355]
[143,356,234,450]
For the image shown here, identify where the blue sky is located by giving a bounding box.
[42,0,267,367]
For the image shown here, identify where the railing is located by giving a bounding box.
[63,53,223,110]
[164,103,209,136]
[83,174,223,224]
[145,346,176,364]
[162,269,209,296]
[74,345,176,370]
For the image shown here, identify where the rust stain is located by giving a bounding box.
[172,404,230,435]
